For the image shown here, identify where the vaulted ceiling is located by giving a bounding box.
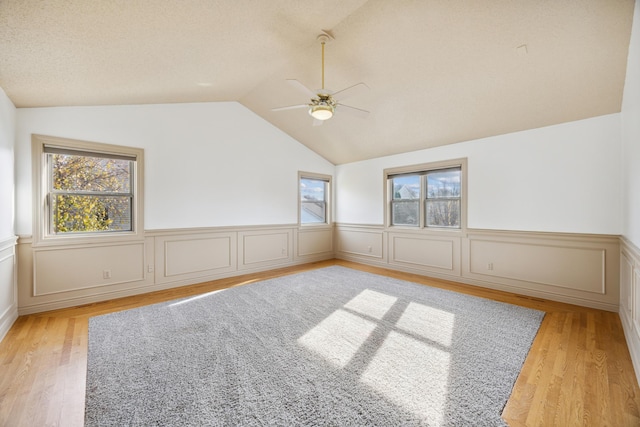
[0,1,635,164]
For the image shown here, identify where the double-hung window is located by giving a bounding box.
[46,147,134,234]
[33,134,144,244]
[299,172,331,225]
[390,174,421,226]
[386,159,466,230]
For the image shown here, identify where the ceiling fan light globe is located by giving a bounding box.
[309,105,334,120]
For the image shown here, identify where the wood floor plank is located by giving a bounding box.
[1,259,639,426]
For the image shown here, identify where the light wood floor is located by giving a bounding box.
[1,259,639,426]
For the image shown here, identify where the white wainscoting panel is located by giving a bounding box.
[463,232,619,309]
[634,264,640,384]
[634,268,640,340]
[0,237,18,342]
[620,239,640,385]
[621,250,635,325]
[296,227,333,258]
[388,232,460,276]
[468,239,605,294]
[17,224,334,314]
[238,229,293,270]
[18,237,154,314]
[336,225,384,260]
[0,246,16,314]
[34,241,146,296]
[155,232,236,283]
[336,224,619,311]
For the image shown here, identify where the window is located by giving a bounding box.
[425,168,461,228]
[391,174,420,226]
[299,172,331,225]
[33,134,144,244]
[386,159,466,230]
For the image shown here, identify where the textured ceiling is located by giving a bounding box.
[0,0,635,164]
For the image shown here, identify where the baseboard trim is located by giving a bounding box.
[621,307,640,385]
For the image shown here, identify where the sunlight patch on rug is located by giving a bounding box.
[362,331,451,426]
[299,288,456,426]
[343,289,398,319]
[397,302,455,346]
[298,309,377,368]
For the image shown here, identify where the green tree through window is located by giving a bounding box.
[48,150,134,234]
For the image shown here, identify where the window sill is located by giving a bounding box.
[385,225,467,237]
[32,231,145,248]
[298,223,333,229]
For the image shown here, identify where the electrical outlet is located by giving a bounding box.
[487,263,494,271]
[103,269,112,279]
[147,265,154,273]
[368,246,373,253]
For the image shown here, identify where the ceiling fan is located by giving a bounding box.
[272,33,370,126]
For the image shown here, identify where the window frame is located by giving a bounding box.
[384,158,467,233]
[298,171,332,227]
[32,134,145,246]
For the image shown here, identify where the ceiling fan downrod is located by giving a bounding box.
[320,36,326,91]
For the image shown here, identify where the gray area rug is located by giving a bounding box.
[85,266,544,426]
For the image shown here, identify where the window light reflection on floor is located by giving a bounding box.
[168,289,226,307]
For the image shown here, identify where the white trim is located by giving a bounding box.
[31,134,145,247]
[619,237,640,384]
[0,236,18,344]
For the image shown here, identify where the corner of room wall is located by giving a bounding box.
[0,86,18,343]
[622,0,640,248]
[619,0,640,385]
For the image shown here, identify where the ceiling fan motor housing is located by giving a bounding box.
[309,94,336,120]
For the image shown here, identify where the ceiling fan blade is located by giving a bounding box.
[331,82,369,101]
[312,118,324,127]
[286,79,317,98]
[272,104,309,112]
[336,103,370,118]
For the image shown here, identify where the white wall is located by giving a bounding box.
[622,0,640,248]
[336,114,622,235]
[15,102,334,233]
[0,88,15,239]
